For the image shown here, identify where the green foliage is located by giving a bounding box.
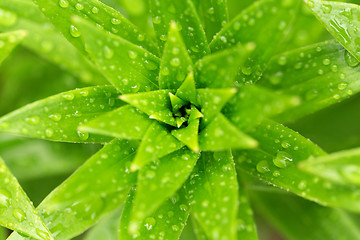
[1,0,360,239]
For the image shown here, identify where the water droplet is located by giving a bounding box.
[345,51,360,67]
[13,209,26,222]
[80,90,89,97]
[70,25,81,38]
[144,217,156,230]
[62,93,74,100]
[273,151,293,168]
[36,228,50,240]
[75,3,84,10]
[179,204,188,211]
[273,170,281,177]
[172,225,179,231]
[45,128,54,138]
[77,131,89,141]
[337,82,348,90]
[321,4,332,13]
[59,0,69,8]
[298,180,307,190]
[170,58,180,67]
[128,50,138,59]
[322,58,331,66]
[0,189,11,208]
[25,116,40,125]
[48,114,62,122]
[256,160,270,173]
[153,16,161,24]
[144,60,158,70]
[92,7,99,13]
[111,18,121,25]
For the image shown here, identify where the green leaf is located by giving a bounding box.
[299,147,360,186]
[199,114,258,151]
[79,105,153,140]
[195,45,250,88]
[251,190,360,240]
[191,216,208,240]
[236,120,360,213]
[159,23,194,89]
[184,151,238,240]
[172,119,200,152]
[31,0,158,55]
[0,133,91,181]
[84,207,122,240]
[197,88,237,127]
[200,0,229,41]
[0,1,106,84]
[73,17,159,94]
[304,0,360,61]
[176,72,198,106]
[210,0,300,83]
[236,177,258,240]
[223,85,300,131]
[120,90,176,126]
[0,86,123,143]
[129,149,198,232]
[131,122,184,171]
[150,0,210,61]
[169,93,187,115]
[8,139,138,240]
[0,30,26,65]
[120,187,190,239]
[260,40,360,123]
[0,157,53,240]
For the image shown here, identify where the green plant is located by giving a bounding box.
[1,0,360,239]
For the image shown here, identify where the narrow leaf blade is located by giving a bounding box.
[0,157,53,240]
[210,0,300,83]
[0,86,123,143]
[120,187,190,240]
[130,149,198,232]
[150,0,210,61]
[184,151,238,240]
[8,139,138,240]
[73,17,159,94]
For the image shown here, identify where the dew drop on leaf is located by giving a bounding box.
[0,9,18,27]
[13,208,26,222]
[59,0,69,8]
[70,25,81,38]
[345,51,360,67]
[256,160,270,173]
[273,151,293,168]
[0,189,11,208]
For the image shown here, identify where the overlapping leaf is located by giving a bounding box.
[159,23,193,89]
[73,17,159,94]
[0,86,123,143]
[8,139,138,240]
[199,114,258,151]
[31,0,158,54]
[210,0,300,83]
[120,187,190,239]
[184,151,238,240]
[79,105,153,140]
[129,149,198,232]
[0,157,53,240]
[223,85,300,131]
[251,190,360,239]
[304,0,360,61]
[0,0,106,84]
[200,0,229,41]
[0,133,91,181]
[150,0,210,61]
[260,40,360,122]
[299,147,360,186]
[0,30,26,64]
[131,122,184,171]
[236,120,360,213]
